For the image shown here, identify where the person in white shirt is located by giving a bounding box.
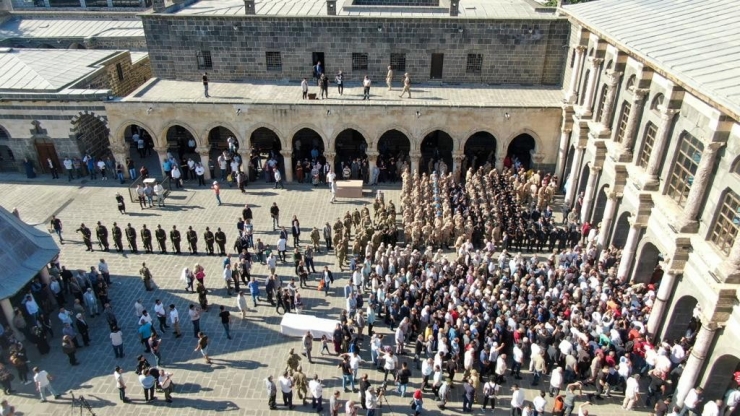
[550,366,564,397]
[533,391,547,416]
[328,170,337,203]
[725,387,740,416]
[510,384,525,413]
[511,343,524,379]
[622,374,640,410]
[278,372,294,409]
[421,358,434,389]
[168,304,182,337]
[703,399,722,416]
[113,366,129,403]
[33,367,59,402]
[308,374,323,412]
[682,387,702,415]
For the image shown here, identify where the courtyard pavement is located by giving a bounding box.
[0,172,650,416]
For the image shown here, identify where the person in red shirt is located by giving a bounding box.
[211,181,222,206]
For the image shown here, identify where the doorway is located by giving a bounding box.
[312,52,325,72]
[430,53,444,79]
[34,141,59,174]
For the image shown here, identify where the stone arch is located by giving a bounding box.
[207,125,239,153]
[329,124,371,152]
[287,124,327,151]
[68,42,86,50]
[291,128,324,160]
[417,126,457,152]
[159,121,198,149]
[420,129,454,174]
[463,131,497,170]
[201,122,242,148]
[704,354,740,400]
[334,128,368,172]
[633,241,661,284]
[0,125,15,172]
[506,133,537,170]
[664,295,698,343]
[591,184,609,226]
[162,122,199,161]
[611,211,630,247]
[626,75,636,90]
[580,70,590,104]
[112,119,157,148]
[377,129,411,161]
[577,163,591,199]
[70,112,110,158]
[245,123,285,149]
[651,93,664,111]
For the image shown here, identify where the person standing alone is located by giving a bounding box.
[202,72,209,97]
[386,65,393,90]
[363,76,371,100]
[400,73,411,98]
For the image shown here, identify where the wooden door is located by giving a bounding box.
[430,53,444,79]
[34,142,59,174]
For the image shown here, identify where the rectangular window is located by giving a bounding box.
[196,50,213,70]
[466,54,483,74]
[615,102,631,143]
[595,86,608,122]
[710,191,740,256]
[637,122,656,168]
[265,52,282,72]
[390,53,406,72]
[115,63,124,81]
[352,53,368,71]
[667,132,703,207]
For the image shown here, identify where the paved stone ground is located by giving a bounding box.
[0,173,649,416]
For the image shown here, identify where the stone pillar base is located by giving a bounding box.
[635,175,659,191]
[610,149,633,163]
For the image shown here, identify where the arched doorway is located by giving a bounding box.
[292,128,324,162]
[0,126,16,172]
[576,165,590,213]
[704,355,740,400]
[377,129,411,161]
[250,127,283,181]
[420,130,453,174]
[464,131,497,170]
[208,126,238,153]
[611,212,630,248]
[591,185,609,226]
[208,126,239,180]
[507,134,536,170]
[72,114,110,159]
[165,125,197,164]
[633,242,661,284]
[125,124,155,170]
[334,129,367,175]
[664,295,698,343]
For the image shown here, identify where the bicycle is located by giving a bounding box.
[70,391,96,416]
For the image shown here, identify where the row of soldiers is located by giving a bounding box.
[401,169,461,249]
[75,222,229,255]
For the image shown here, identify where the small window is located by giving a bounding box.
[196,51,213,70]
[651,93,664,111]
[390,53,406,72]
[266,52,282,72]
[638,122,657,168]
[626,75,636,90]
[667,132,704,207]
[115,63,124,81]
[352,53,368,71]
[466,54,483,74]
[710,190,740,256]
[615,102,631,143]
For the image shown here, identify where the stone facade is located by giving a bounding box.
[142,15,569,85]
[558,17,740,406]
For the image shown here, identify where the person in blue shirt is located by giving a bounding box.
[163,159,172,178]
[248,278,260,307]
[138,321,154,353]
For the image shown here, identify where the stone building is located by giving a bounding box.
[558,0,740,405]
[0,48,151,172]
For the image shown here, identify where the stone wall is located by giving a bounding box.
[0,35,146,50]
[142,15,570,85]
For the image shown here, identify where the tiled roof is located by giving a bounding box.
[0,17,144,40]
[0,49,120,91]
[563,0,740,120]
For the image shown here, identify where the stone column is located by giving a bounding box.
[565,46,587,104]
[324,151,336,173]
[577,57,603,117]
[0,298,22,340]
[154,146,168,178]
[675,142,724,232]
[580,166,601,223]
[598,71,622,129]
[79,0,86,7]
[39,266,51,285]
[279,150,293,182]
[197,147,212,180]
[107,0,113,7]
[639,108,679,190]
[109,144,130,178]
[452,152,464,176]
[366,150,379,167]
[564,146,585,208]
[410,152,421,174]
[646,268,677,339]
[555,127,572,181]
[596,191,620,247]
[674,322,717,407]
[616,220,642,282]
[613,88,648,162]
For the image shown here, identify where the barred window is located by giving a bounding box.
[466,54,483,74]
[667,132,703,207]
[637,122,657,168]
[352,53,368,71]
[265,52,282,71]
[615,102,631,143]
[116,63,124,81]
[710,191,740,256]
[196,51,212,70]
[390,53,406,72]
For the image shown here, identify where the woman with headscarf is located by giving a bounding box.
[181,267,194,292]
